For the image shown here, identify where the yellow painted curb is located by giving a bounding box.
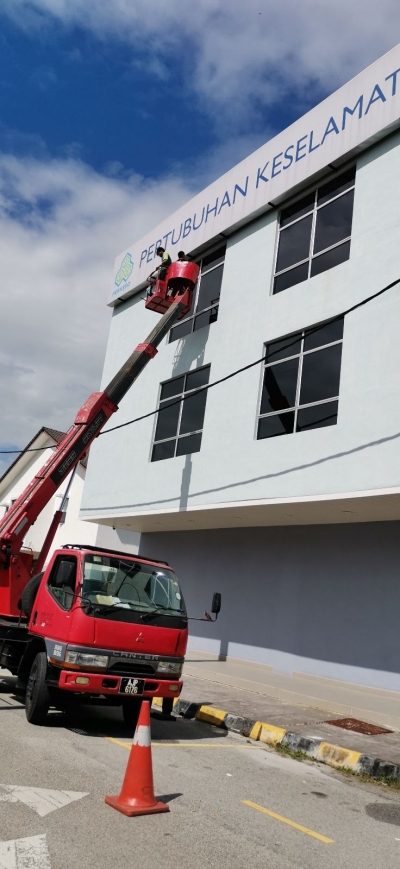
[196,705,227,726]
[316,741,362,770]
[258,723,286,746]
[151,697,178,709]
[249,721,263,740]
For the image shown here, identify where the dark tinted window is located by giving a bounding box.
[154,399,181,442]
[202,246,225,269]
[258,411,295,439]
[273,262,308,295]
[186,367,210,391]
[48,556,77,611]
[260,359,298,415]
[317,167,356,206]
[258,319,343,441]
[176,433,202,456]
[280,192,315,227]
[169,246,225,343]
[169,319,193,342]
[274,168,355,293]
[276,215,312,271]
[194,307,219,331]
[300,344,342,405]
[313,190,354,253]
[296,401,338,432]
[152,366,210,462]
[160,376,184,401]
[152,441,175,462]
[196,267,223,310]
[304,318,343,352]
[180,391,208,434]
[266,333,302,362]
[310,240,351,278]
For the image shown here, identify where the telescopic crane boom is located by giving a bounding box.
[0,265,198,618]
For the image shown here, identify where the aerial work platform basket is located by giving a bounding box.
[145,260,200,318]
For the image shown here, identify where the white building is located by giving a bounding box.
[82,44,400,692]
[0,427,139,560]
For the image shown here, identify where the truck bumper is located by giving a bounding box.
[57,669,183,699]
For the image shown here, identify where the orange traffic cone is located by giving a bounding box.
[105,700,169,817]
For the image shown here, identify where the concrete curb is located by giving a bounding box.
[152,697,400,783]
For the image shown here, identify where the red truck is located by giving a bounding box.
[0,262,220,727]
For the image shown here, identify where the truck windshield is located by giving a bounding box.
[82,554,186,616]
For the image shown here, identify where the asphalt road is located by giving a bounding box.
[1,673,400,869]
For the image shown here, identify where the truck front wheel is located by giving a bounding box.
[122,699,142,732]
[25,652,51,725]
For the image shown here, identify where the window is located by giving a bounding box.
[82,555,186,617]
[169,247,225,342]
[257,318,343,440]
[151,366,210,461]
[273,168,355,294]
[47,555,77,610]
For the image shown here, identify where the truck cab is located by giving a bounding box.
[15,545,191,727]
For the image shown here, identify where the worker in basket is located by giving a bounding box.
[177,250,193,262]
[146,246,172,295]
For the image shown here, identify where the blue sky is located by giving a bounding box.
[0,0,397,475]
[0,9,304,180]
[0,23,216,179]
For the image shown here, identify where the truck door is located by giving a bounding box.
[30,553,79,643]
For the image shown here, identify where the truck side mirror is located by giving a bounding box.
[191,592,222,623]
[211,592,221,616]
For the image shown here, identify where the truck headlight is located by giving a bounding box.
[65,651,109,668]
[157,660,183,676]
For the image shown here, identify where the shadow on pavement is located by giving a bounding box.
[0,705,24,711]
[158,792,183,803]
[366,803,400,825]
[1,671,228,741]
[63,704,229,742]
[0,676,18,694]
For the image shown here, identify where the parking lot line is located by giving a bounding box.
[242,800,335,844]
[104,736,256,750]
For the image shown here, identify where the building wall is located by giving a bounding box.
[81,131,400,526]
[51,465,140,554]
[140,522,400,692]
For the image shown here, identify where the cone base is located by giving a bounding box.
[105,794,170,817]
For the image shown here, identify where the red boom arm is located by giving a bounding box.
[0,292,194,617]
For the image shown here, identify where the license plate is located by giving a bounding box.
[119,677,145,695]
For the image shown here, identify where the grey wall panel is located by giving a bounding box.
[140,521,400,691]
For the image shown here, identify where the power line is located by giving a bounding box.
[1,275,399,455]
[0,445,57,455]
[100,275,400,436]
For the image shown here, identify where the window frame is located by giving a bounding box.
[168,245,226,343]
[272,166,356,295]
[47,554,78,611]
[151,365,211,462]
[257,319,344,440]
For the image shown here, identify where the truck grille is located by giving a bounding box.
[108,662,157,677]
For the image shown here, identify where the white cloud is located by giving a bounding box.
[1,0,398,126]
[0,152,192,459]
